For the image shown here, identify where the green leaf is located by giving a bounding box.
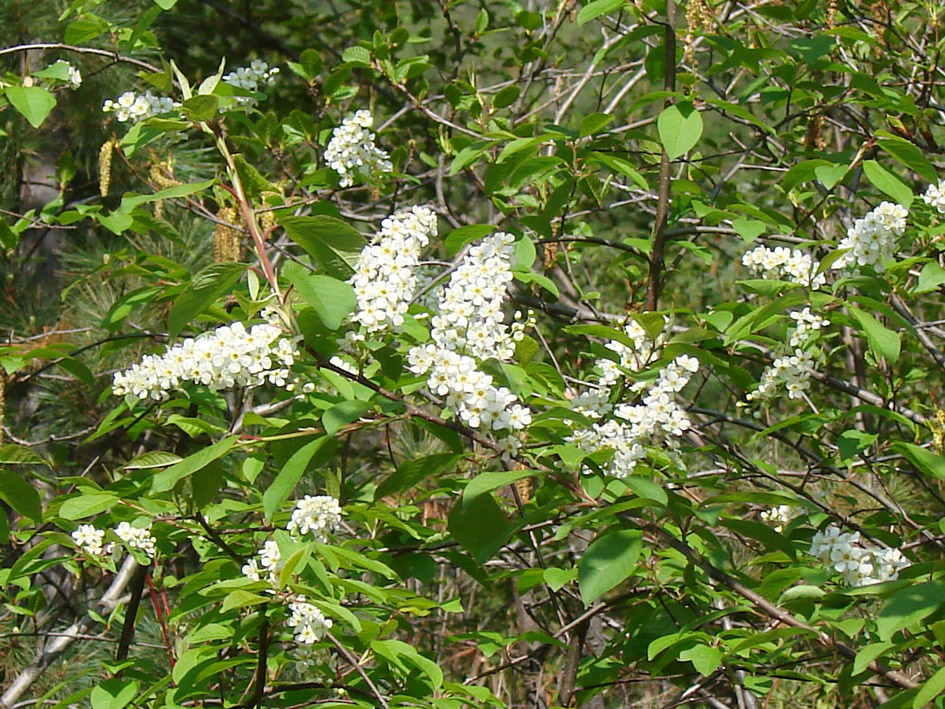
[153,0,178,8]
[657,103,703,160]
[279,215,365,278]
[876,580,945,641]
[853,641,895,675]
[0,470,42,521]
[913,666,945,708]
[263,436,330,521]
[914,261,945,293]
[342,46,371,65]
[221,589,269,612]
[578,528,642,605]
[444,224,496,256]
[168,262,246,337]
[814,163,848,190]
[463,470,536,504]
[848,305,900,363]
[90,679,138,709]
[60,492,118,520]
[732,217,766,242]
[678,644,722,677]
[448,492,513,563]
[580,112,614,137]
[779,585,826,603]
[544,567,576,591]
[877,133,939,184]
[120,179,215,210]
[285,265,356,330]
[6,86,57,129]
[123,451,183,470]
[862,160,913,207]
[891,442,945,481]
[151,436,239,492]
[181,95,218,122]
[577,0,626,25]
[322,400,371,436]
[375,453,463,499]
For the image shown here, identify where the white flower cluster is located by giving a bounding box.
[923,181,945,214]
[833,201,908,272]
[71,524,105,556]
[747,307,829,403]
[350,206,438,331]
[114,521,158,558]
[760,504,795,533]
[406,233,533,456]
[810,525,909,587]
[112,317,301,401]
[324,110,392,187]
[223,60,279,110]
[103,90,178,123]
[566,351,700,478]
[72,521,157,560]
[286,495,343,542]
[241,495,343,646]
[741,245,826,289]
[288,600,333,644]
[598,319,666,389]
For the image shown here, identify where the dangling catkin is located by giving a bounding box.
[214,206,243,262]
[98,139,115,198]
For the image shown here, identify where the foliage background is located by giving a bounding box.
[2,0,945,708]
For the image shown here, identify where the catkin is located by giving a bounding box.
[98,139,115,198]
[214,206,243,262]
[805,114,828,152]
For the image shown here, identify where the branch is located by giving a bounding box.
[648,525,919,691]
[0,556,140,709]
[0,43,161,73]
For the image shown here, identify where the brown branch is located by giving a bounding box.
[645,0,677,312]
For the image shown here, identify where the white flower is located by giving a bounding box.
[287,496,343,542]
[72,524,105,556]
[324,110,392,187]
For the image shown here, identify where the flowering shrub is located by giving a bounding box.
[3,1,945,708]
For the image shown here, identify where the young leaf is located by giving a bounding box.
[657,103,703,160]
[5,86,57,129]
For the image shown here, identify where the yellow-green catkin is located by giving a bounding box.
[98,139,115,198]
[214,206,243,262]
[934,409,945,454]
[805,114,828,152]
[149,162,179,219]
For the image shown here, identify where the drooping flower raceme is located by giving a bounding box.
[222,59,279,110]
[324,110,392,187]
[112,318,301,401]
[809,524,909,587]
[566,351,701,478]
[746,307,830,404]
[741,245,826,289]
[760,504,795,533]
[349,206,438,332]
[406,232,533,455]
[103,90,178,123]
[833,201,908,272]
[72,521,156,559]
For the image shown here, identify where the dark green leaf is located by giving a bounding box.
[0,470,42,521]
[168,262,246,337]
[152,436,239,492]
